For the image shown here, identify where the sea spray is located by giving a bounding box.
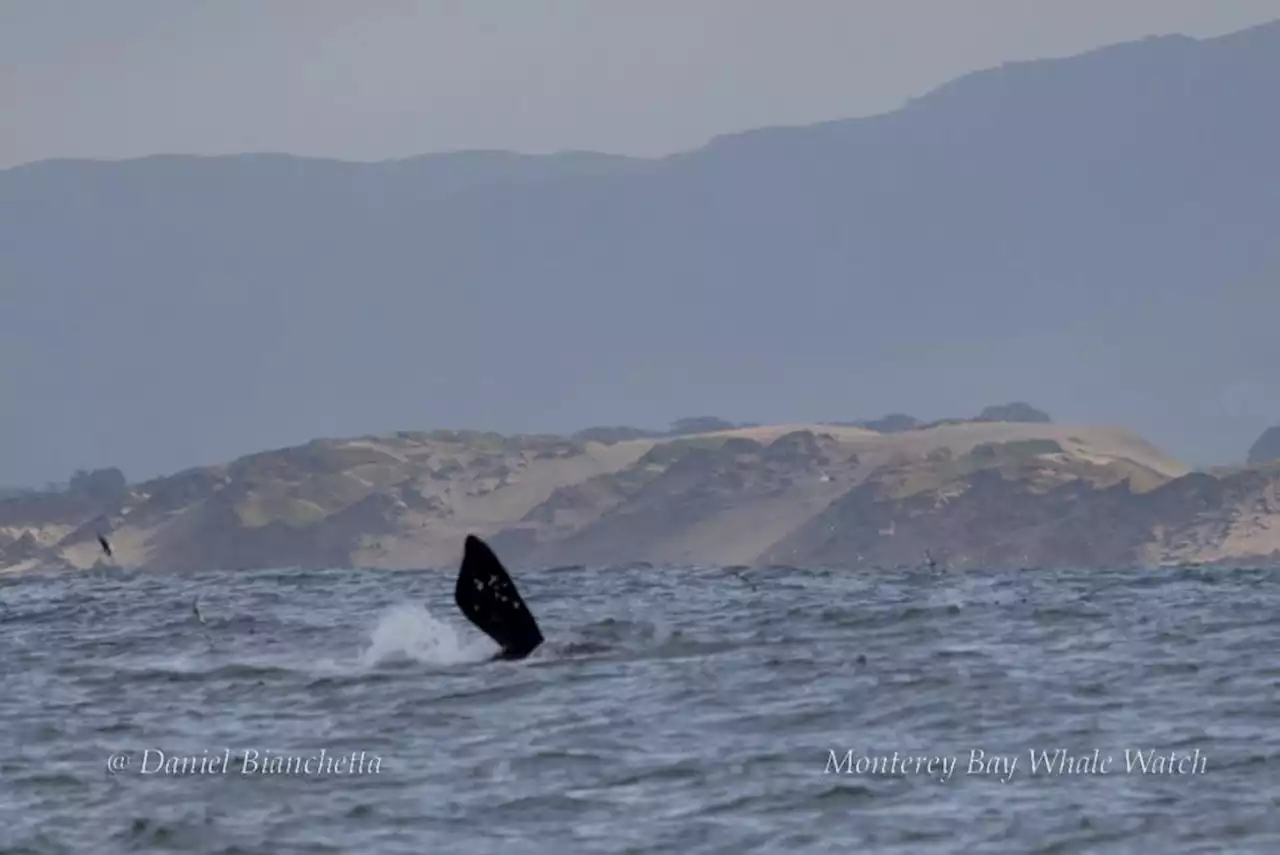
[360,602,495,667]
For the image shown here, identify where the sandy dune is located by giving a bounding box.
[5,419,1276,573]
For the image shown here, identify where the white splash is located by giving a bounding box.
[359,602,496,667]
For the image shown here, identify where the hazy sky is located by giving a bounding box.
[4,0,1280,169]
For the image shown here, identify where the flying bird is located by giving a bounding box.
[97,534,113,558]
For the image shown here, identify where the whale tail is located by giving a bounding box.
[454,535,544,660]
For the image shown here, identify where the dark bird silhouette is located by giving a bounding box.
[97,534,113,558]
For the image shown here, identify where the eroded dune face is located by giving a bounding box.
[2,421,1277,574]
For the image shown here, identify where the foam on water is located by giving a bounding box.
[359,602,497,667]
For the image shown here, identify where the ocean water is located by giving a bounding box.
[0,561,1277,854]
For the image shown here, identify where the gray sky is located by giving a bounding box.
[4,0,1280,169]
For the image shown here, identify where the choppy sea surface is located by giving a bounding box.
[1,561,1277,854]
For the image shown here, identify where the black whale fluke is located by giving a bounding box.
[454,535,544,661]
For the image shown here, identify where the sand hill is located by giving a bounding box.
[4,418,1278,574]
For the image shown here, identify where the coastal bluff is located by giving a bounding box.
[4,418,1278,573]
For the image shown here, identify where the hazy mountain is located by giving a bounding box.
[1247,427,1280,465]
[3,20,1278,485]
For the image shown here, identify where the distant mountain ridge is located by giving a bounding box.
[3,20,1279,484]
[1248,427,1280,465]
